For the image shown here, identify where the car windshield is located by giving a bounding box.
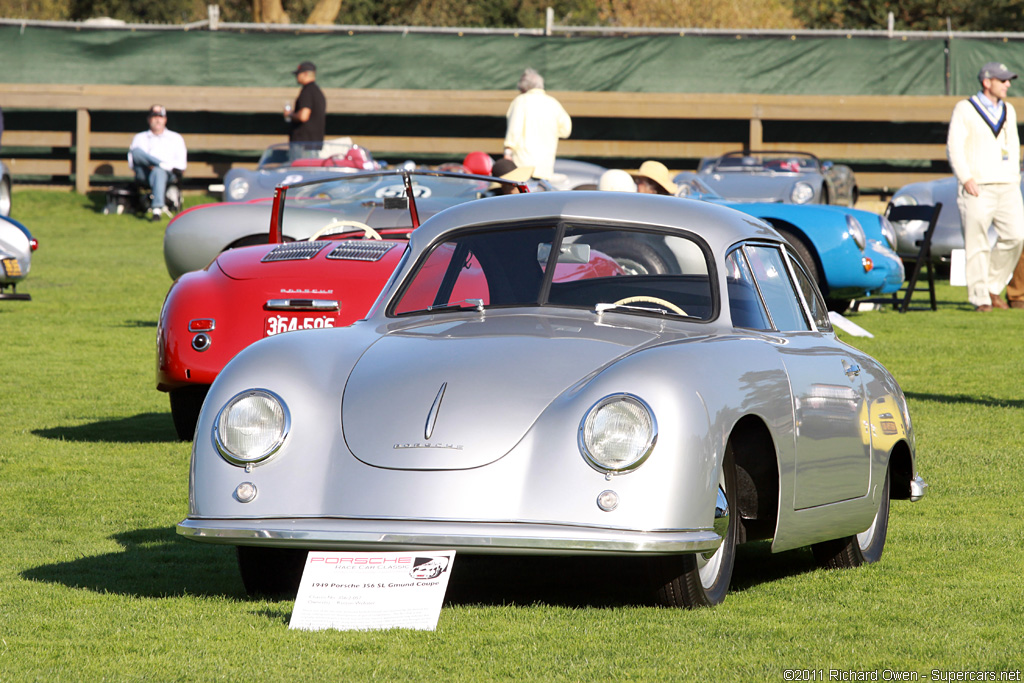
[278,171,518,237]
[258,138,372,171]
[391,223,714,320]
[675,177,723,200]
[714,152,819,173]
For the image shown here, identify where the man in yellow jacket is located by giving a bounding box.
[947,62,1024,311]
[504,68,572,184]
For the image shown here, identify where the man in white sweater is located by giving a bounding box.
[503,68,571,184]
[947,62,1024,311]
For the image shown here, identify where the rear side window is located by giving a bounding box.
[786,248,832,332]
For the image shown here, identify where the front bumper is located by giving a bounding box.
[177,517,723,556]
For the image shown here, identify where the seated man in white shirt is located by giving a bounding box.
[128,105,188,221]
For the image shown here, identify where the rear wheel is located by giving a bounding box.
[812,469,890,569]
[649,446,737,607]
[236,546,307,597]
[169,385,209,441]
[589,236,671,275]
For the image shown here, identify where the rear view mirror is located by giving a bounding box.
[538,242,592,265]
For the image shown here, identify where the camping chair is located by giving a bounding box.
[885,202,942,313]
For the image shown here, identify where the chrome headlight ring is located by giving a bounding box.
[214,389,290,466]
[891,193,918,207]
[846,215,867,250]
[227,177,251,201]
[578,393,658,474]
[879,216,898,251]
[790,181,815,204]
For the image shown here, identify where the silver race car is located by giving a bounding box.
[678,150,859,207]
[1,215,36,301]
[178,185,926,608]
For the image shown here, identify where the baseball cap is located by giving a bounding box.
[979,62,1018,82]
[293,61,317,75]
[148,105,167,118]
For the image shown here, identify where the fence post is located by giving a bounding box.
[75,108,91,194]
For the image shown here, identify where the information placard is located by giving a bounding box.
[288,550,456,632]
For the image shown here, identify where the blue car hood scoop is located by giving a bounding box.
[341,313,660,470]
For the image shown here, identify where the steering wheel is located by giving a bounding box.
[612,296,687,317]
[308,220,382,241]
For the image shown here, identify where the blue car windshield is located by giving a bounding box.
[391,223,714,320]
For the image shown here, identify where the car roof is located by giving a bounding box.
[407,191,781,256]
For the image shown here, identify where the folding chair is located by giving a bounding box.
[885,202,942,313]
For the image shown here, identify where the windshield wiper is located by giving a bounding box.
[426,298,485,313]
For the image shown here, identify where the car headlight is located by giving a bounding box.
[215,389,290,466]
[578,394,657,473]
[846,215,867,250]
[891,193,918,207]
[227,177,250,201]
[879,216,898,251]
[790,182,815,204]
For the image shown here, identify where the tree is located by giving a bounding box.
[791,0,1024,31]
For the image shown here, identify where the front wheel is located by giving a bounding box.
[236,546,307,598]
[812,469,890,569]
[648,445,737,607]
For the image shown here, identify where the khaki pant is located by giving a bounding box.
[956,182,1024,307]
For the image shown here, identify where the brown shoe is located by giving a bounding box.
[976,304,993,312]
[991,293,1009,309]
[1009,300,1024,309]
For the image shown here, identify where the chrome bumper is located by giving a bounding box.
[176,517,723,556]
[910,474,928,502]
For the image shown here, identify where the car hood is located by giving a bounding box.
[341,312,668,471]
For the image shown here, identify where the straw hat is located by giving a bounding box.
[489,158,535,188]
[630,160,678,195]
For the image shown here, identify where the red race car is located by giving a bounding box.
[158,169,622,440]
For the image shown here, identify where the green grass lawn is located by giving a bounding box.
[1,189,1021,681]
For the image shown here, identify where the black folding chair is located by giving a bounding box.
[885,202,942,313]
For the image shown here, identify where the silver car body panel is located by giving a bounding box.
[180,191,921,558]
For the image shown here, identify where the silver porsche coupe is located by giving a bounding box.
[177,187,926,608]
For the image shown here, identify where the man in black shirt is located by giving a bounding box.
[285,61,326,147]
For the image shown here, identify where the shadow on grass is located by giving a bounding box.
[33,412,177,443]
[905,391,1024,409]
[21,527,824,609]
[124,319,158,328]
[22,527,245,599]
[442,541,820,608]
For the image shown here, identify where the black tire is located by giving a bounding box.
[812,469,890,569]
[649,444,737,608]
[169,385,209,441]
[236,546,307,598]
[588,236,671,275]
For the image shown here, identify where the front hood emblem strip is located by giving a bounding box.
[424,382,447,441]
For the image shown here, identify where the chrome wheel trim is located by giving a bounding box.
[697,470,728,589]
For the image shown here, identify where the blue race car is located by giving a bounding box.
[676,177,903,311]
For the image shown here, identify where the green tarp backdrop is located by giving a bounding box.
[3,24,1024,95]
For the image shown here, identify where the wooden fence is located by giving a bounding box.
[0,83,967,195]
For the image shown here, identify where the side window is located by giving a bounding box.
[744,245,811,332]
[725,249,771,330]
[787,248,832,332]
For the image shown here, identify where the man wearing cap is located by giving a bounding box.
[503,68,571,182]
[128,105,188,221]
[947,62,1024,311]
[285,61,326,147]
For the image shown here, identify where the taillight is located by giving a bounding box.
[188,319,216,332]
[30,239,39,251]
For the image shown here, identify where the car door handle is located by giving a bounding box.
[845,363,861,378]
